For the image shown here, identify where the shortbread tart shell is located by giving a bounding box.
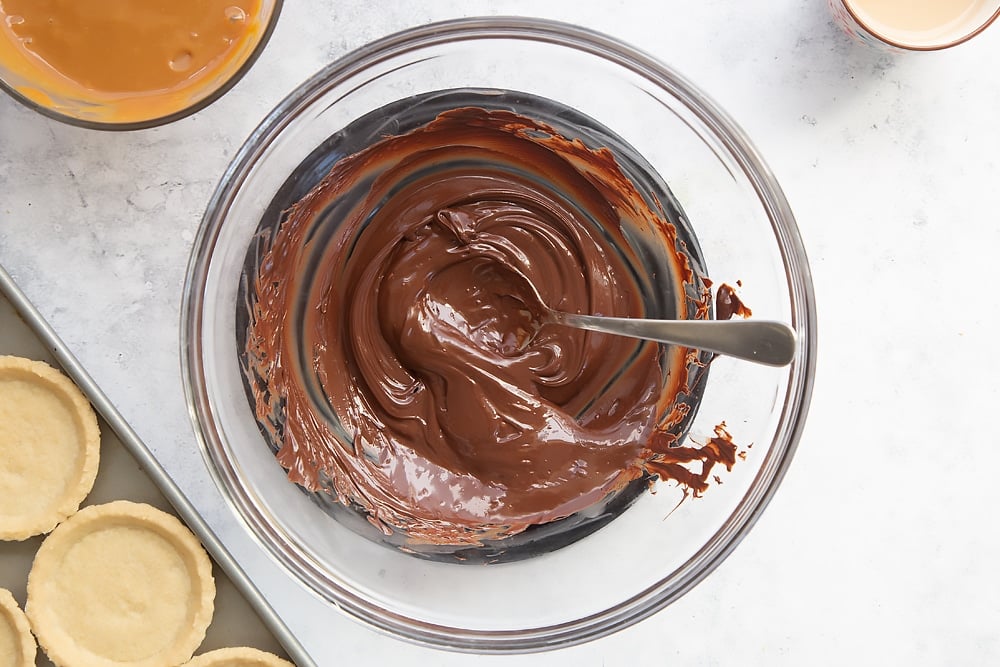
[26,500,216,667]
[0,355,101,541]
[0,587,36,667]
[182,646,295,667]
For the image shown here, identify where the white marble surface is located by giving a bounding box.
[3,1,999,664]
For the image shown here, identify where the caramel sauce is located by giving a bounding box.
[0,0,267,124]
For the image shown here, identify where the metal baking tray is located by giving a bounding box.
[0,263,314,667]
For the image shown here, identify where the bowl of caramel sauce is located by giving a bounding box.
[0,0,281,129]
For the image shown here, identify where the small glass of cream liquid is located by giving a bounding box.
[830,0,1000,50]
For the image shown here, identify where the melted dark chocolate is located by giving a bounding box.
[243,99,733,549]
[716,283,753,321]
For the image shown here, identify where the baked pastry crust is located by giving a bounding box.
[183,646,295,667]
[0,355,101,540]
[26,500,216,667]
[0,587,36,667]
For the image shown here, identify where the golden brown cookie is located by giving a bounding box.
[26,500,216,667]
[0,355,101,541]
[0,587,36,667]
[182,647,295,667]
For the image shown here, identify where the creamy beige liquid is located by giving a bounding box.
[847,0,998,45]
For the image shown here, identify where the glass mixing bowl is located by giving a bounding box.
[182,17,816,652]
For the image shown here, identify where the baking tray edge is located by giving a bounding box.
[0,262,316,667]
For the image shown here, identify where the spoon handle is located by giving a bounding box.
[553,313,797,367]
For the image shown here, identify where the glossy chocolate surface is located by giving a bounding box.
[241,91,728,556]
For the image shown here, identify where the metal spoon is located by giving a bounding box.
[512,273,797,366]
[502,269,797,366]
[544,309,797,366]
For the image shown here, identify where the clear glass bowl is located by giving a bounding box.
[182,17,816,653]
[0,1,282,130]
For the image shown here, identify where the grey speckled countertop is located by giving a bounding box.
[3,1,1000,664]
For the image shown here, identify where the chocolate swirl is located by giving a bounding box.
[245,104,727,547]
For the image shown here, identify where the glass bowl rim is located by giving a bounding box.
[181,15,817,653]
[0,0,284,131]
